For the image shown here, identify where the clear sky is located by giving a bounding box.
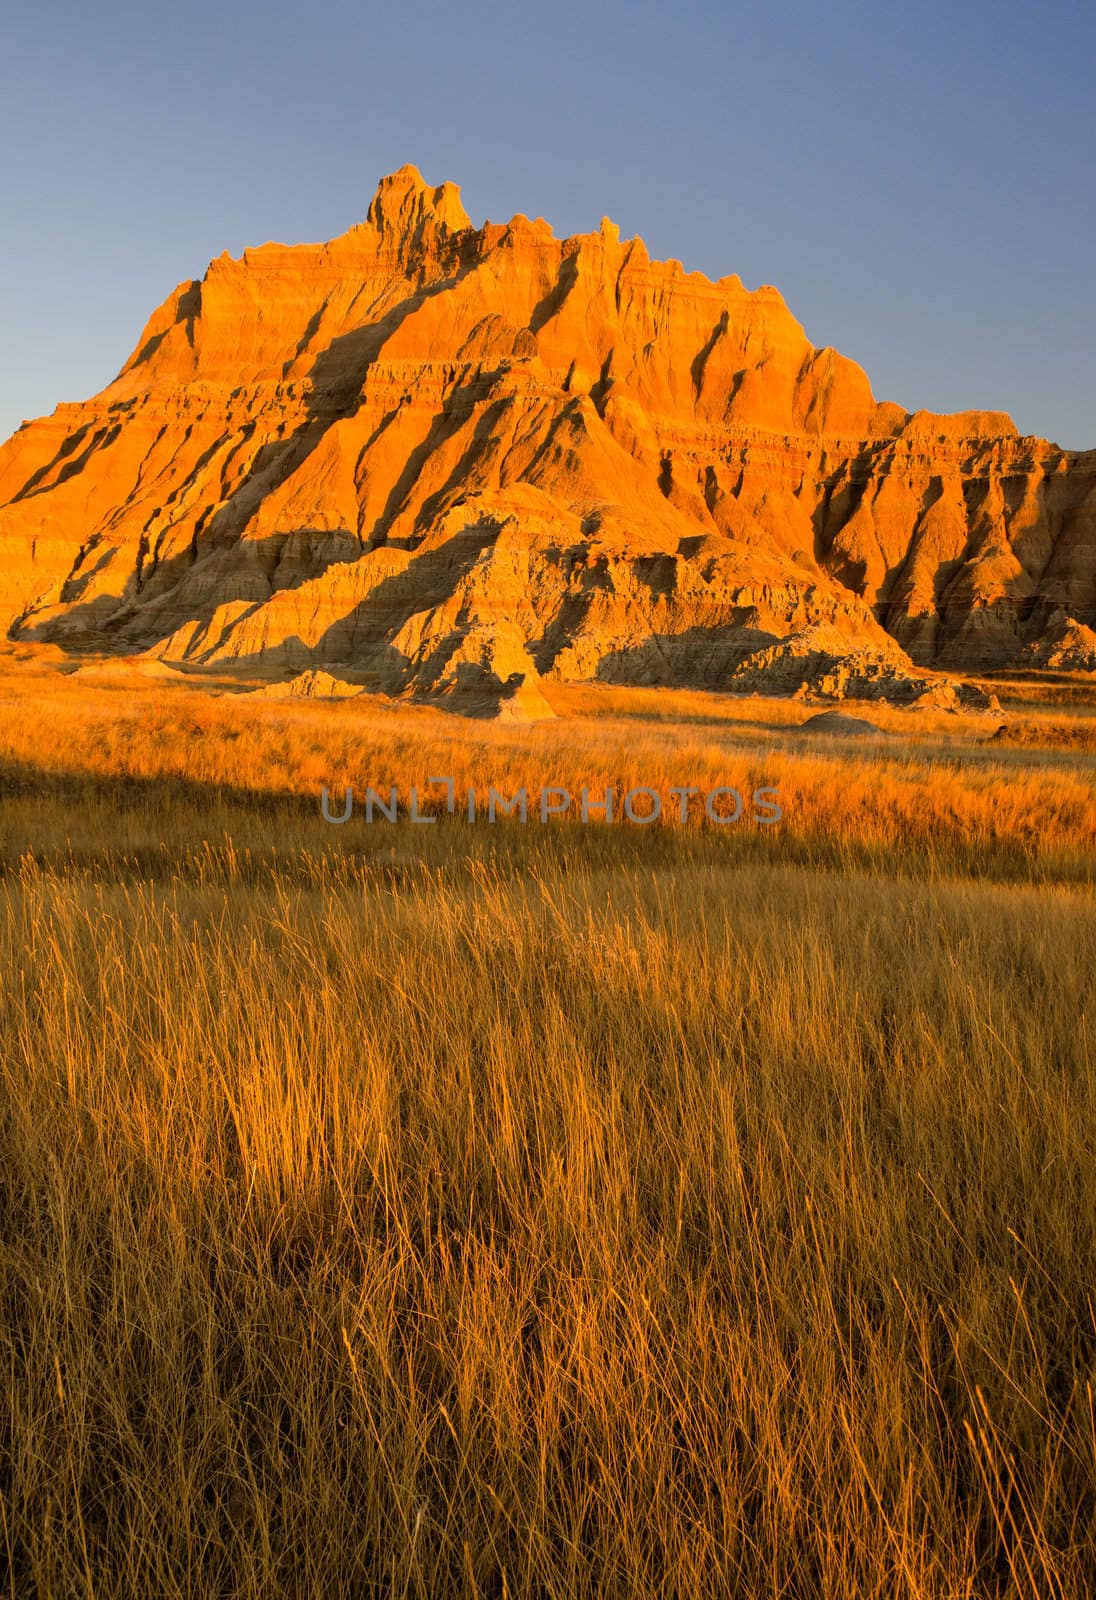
[2,0,1093,448]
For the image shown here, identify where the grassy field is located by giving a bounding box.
[1,657,1095,1597]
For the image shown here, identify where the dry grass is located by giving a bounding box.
[973,673,1096,710]
[1,663,1096,1597]
[0,664,1094,881]
[989,722,1096,752]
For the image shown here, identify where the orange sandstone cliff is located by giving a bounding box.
[1,165,1093,710]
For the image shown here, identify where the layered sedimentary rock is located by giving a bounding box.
[1,164,1093,712]
[1017,613,1096,672]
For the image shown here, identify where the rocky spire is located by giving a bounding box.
[365,164,471,243]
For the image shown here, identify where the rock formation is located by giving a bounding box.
[250,668,363,700]
[798,711,888,738]
[1016,613,1096,672]
[1,163,1093,712]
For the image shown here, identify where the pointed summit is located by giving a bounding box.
[366,164,471,239]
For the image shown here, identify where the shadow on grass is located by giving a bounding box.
[0,755,1091,891]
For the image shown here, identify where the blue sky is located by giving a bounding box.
[2,0,1093,447]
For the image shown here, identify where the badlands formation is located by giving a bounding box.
[1,164,1094,714]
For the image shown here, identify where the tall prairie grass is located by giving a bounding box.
[0,670,1093,883]
[1,667,1095,1596]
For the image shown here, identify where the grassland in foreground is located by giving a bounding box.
[1,658,1095,1598]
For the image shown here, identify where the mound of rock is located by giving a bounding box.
[68,657,186,683]
[494,675,557,723]
[727,623,997,709]
[798,710,887,737]
[1017,615,1096,672]
[414,618,557,721]
[251,669,362,700]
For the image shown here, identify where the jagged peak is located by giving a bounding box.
[365,164,471,237]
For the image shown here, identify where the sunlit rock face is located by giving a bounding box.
[1,163,1093,709]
